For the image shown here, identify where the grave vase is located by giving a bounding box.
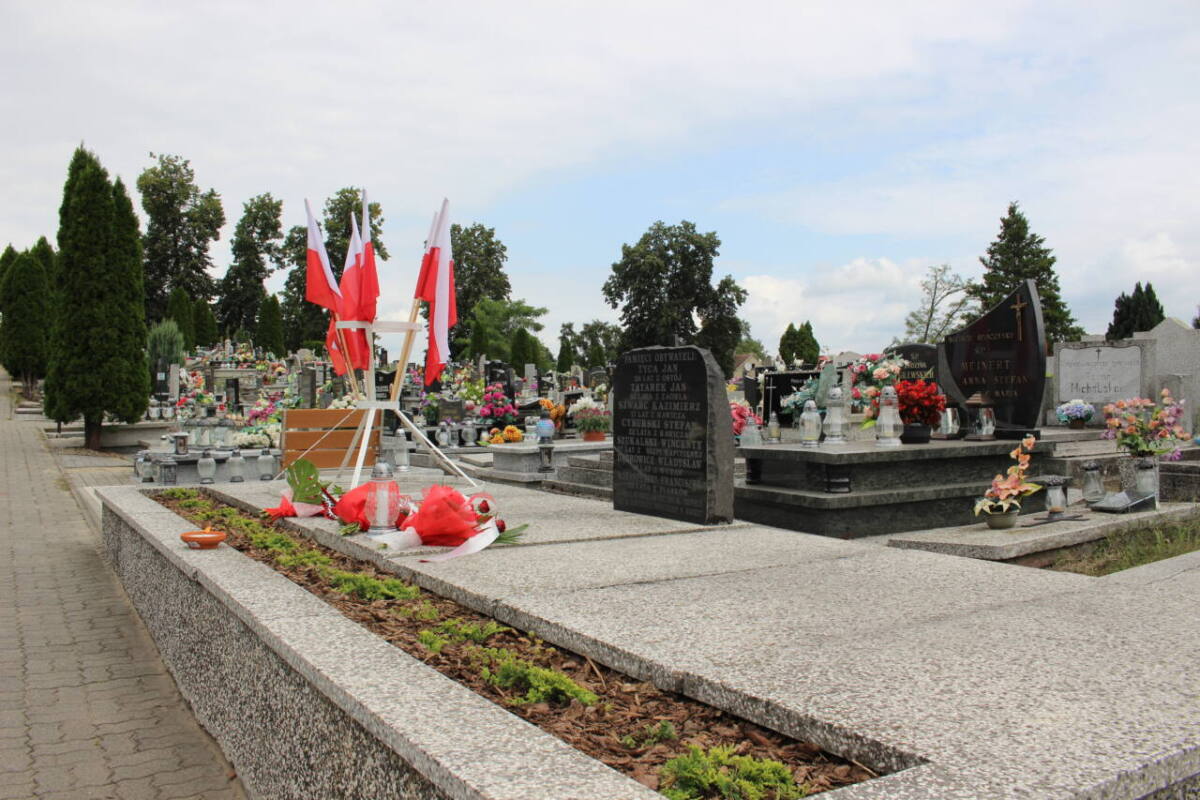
[985,509,1020,530]
[582,430,606,442]
[899,423,931,444]
[1069,418,1086,430]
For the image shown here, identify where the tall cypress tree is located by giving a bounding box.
[1135,282,1165,332]
[45,148,147,447]
[968,202,1083,344]
[0,253,50,398]
[778,322,798,365]
[109,178,150,422]
[166,286,195,350]
[0,245,16,287]
[1106,289,1134,340]
[193,298,218,349]
[255,294,285,357]
[510,327,536,369]
[795,321,820,365]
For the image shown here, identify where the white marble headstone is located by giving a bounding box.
[1057,345,1142,405]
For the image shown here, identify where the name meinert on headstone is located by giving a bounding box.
[612,346,733,525]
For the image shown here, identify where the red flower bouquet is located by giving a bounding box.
[894,380,946,427]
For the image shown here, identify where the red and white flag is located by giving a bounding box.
[359,189,379,323]
[304,199,341,313]
[417,199,456,386]
[338,215,371,370]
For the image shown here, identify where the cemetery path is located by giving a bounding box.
[0,371,246,800]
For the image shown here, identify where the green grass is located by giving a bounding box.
[1050,519,1200,576]
[474,646,598,706]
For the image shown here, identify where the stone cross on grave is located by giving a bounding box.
[1011,296,1028,341]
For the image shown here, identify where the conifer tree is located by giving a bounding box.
[193,298,218,349]
[109,178,151,422]
[778,322,798,365]
[555,328,574,372]
[166,286,194,350]
[256,294,285,357]
[29,237,56,289]
[510,327,536,369]
[794,321,820,365]
[0,245,16,287]
[45,148,148,447]
[0,253,50,398]
[1107,282,1166,340]
[1135,282,1165,332]
[968,202,1083,343]
[217,193,284,334]
[1106,289,1134,340]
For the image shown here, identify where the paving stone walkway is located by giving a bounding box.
[0,371,244,800]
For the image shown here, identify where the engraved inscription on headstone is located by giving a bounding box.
[612,346,733,524]
[889,343,937,383]
[938,280,1046,437]
[1057,345,1142,405]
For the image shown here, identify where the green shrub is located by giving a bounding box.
[621,720,678,749]
[276,549,333,569]
[660,745,807,800]
[417,629,449,654]
[437,618,510,644]
[325,570,420,601]
[477,648,597,706]
[159,488,199,501]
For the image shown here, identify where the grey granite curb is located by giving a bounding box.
[96,485,661,800]
[888,504,1200,560]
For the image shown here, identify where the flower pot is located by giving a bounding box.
[899,423,931,444]
[581,430,606,442]
[180,528,227,550]
[984,510,1020,530]
[1069,418,1086,430]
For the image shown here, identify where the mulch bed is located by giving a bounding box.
[157,490,875,796]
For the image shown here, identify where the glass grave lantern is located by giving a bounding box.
[799,400,822,447]
[197,449,217,484]
[740,419,763,446]
[161,402,175,421]
[366,461,402,537]
[462,419,476,447]
[257,448,277,481]
[147,399,160,420]
[822,387,848,444]
[157,457,178,485]
[536,409,556,473]
[874,385,902,447]
[135,451,155,483]
[766,412,782,443]
[171,431,189,456]
[965,393,996,440]
[1080,461,1105,505]
[1041,475,1068,520]
[937,407,960,438]
[227,448,246,482]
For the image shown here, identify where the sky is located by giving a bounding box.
[2,1,1198,361]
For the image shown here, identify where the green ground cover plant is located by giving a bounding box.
[1049,519,1200,576]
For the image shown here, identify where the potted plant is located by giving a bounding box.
[1056,399,1096,429]
[1101,390,1189,505]
[974,435,1042,528]
[569,397,610,441]
[895,380,946,444]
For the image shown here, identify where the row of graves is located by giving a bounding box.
[609,280,1198,536]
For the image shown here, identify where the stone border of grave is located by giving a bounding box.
[96,485,661,800]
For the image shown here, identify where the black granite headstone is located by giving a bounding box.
[612,346,733,525]
[439,399,465,422]
[763,370,818,419]
[938,280,1046,438]
[374,370,394,401]
[485,361,514,400]
[887,343,937,383]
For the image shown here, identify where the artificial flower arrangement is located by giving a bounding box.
[729,401,762,436]
[263,459,524,562]
[894,380,947,427]
[1055,399,1095,424]
[568,396,610,433]
[847,354,907,417]
[486,425,525,445]
[974,435,1042,516]
[478,383,517,426]
[1102,389,1188,459]
[539,397,567,430]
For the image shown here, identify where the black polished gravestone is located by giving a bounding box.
[937,279,1046,439]
[887,343,937,383]
[612,346,733,525]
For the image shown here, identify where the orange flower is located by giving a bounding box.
[1021,434,1036,450]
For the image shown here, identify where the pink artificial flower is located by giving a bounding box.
[872,368,890,381]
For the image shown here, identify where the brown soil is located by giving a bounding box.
[158,491,875,797]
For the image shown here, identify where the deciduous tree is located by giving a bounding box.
[450,223,512,358]
[603,221,744,353]
[137,153,225,319]
[217,193,284,335]
[901,264,972,344]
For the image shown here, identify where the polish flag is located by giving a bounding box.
[325,318,349,376]
[338,217,371,370]
[417,199,456,386]
[358,189,379,323]
[304,199,341,313]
